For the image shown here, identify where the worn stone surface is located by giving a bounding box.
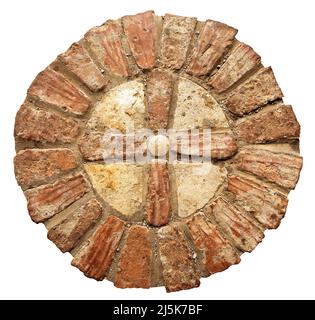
[210,43,261,93]
[28,67,91,115]
[187,213,240,274]
[59,42,107,92]
[158,224,200,292]
[174,163,227,217]
[227,174,288,229]
[146,70,173,130]
[173,77,229,130]
[145,163,171,227]
[226,67,283,115]
[161,14,196,69]
[88,80,145,133]
[72,215,125,280]
[14,149,78,189]
[85,21,129,77]
[84,164,145,217]
[123,11,157,69]
[15,102,79,143]
[25,174,90,223]
[115,226,152,288]
[188,20,237,76]
[47,198,103,252]
[235,104,300,144]
[210,197,264,252]
[236,148,303,189]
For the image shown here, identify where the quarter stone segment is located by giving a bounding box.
[85,21,129,77]
[14,149,79,189]
[235,104,300,144]
[59,42,107,92]
[72,215,125,281]
[187,213,240,274]
[25,174,90,223]
[28,67,91,115]
[210,43,261,93]
[160,14,196,69]
[84,164,145,217]
[146,69,173,130]
[14,102,79,143]
[188,20,237,76]
[47,198,103,252]
[209,197,264,252]
[145,163,171,227]
[115,226,152,288]
[235,148,303,189]
[123,11,157,69]
[226,67,283,115]
[157,224,200,292]
[227,175,288,229]
[173,77,229,130]
[174,163,227,218]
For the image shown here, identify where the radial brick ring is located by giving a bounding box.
[14,11,303,292]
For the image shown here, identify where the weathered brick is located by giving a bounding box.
[145,163,171,227]
[227,175,288,229]
[47,198,103,252]
[210,197,264,252]
[226,67,283,115]
[187,213,240,274]
[123,11,157,69]
[160,14,196,69]
[158,224,200,292]
[72,215,125,280]
[28,67,91,115]
[187,20,237,76]
[115,226,152,288]
[59,42,107,92]
[235,104,300,144]
[173,130,238,160]
[236,148,303,189]
[85,21,129,77]
[210,43,261,93]
[14,102,79,143]
[146,69,173,130]
[25,174,90,223]
[14,149,79,189]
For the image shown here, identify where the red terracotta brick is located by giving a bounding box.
[28,67,91,115]
[160,14,196,69]
[187,213,240,274]
[115,226,152,288]
[146,69,173,130]
[187,20,237,76]
[158,224,200,292]
[226,67,283,115]
[47,198,103,252]
[85,21,129,77]
[210,43,261,93]
[210,197,264,252]
[14,102,79,143]
[227,175,288,229]
[145,163,171,227]
[235,104,300,144]
[25,174,90,223]
[72,215,125,280]
[123,11,157,69]
[14,148,79,189]
[171,130,238,160]
[59,42,107,92]
[236,148,303,189]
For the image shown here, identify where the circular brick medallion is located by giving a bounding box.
[14,11,303,292]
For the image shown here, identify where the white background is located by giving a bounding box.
[1,0,314,300]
